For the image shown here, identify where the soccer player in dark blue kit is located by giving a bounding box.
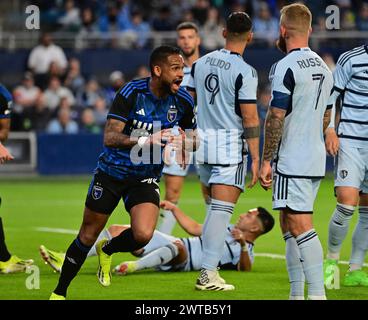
[50,46,197,299]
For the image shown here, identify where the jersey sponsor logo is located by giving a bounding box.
[136,108,146,116]
[92,185,103,200]
[205,73,220,104]
[339,170,348,179]
[167,105,177,122]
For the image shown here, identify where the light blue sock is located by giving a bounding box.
[296,229,325,298]
[158,209,177,235]
[201,199,234,271]
[284,232,305,298]
[328,203,355,259]
[88,229,112,257]
[350,206,368,269]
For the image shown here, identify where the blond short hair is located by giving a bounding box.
[280,3,312,34]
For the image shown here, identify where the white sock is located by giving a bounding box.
[88,229,112,257]
[296,229,325,297]
[284,232,305,298]
[136,243,179,270]
[158,209,177,235]
[350,206,368,271]
[328,203,355,259]
[201,199,234,271]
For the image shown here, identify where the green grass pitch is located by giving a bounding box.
[0,175,367,300]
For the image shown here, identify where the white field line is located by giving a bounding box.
[34,227,368,267]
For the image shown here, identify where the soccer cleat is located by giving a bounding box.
[96,239,112,287]
[49,292,65,300]
[114,261,138,275]
[323,258,339,288]
[0,255,34,274]
[343,270,368,287]
[195,268,235,291]
[39,245,65,273]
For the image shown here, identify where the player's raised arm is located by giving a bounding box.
[160,200,202,236]
[240,103,260,188]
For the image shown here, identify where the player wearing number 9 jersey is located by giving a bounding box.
[259,3,333,300]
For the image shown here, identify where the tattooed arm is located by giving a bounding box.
[262,107,286,162]
[259,107,286,190]
[104,119,173,149]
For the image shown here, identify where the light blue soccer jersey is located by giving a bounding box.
[187,49,258,165]
[269,47,333,178]
[330,45,368,148]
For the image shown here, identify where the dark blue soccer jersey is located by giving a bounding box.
[0,85,12,119]
[97,77,196,180]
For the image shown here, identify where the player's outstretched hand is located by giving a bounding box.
[0,143,14,164]
[259,161,272,191]
[325,128,339,157]
[159,200,176,211]
[247,159,259,188]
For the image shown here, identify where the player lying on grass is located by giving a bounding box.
[40,201,274,275]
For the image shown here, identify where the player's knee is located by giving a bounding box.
[165,188,181,203]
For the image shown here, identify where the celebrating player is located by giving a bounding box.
[0,84,34,273]
[324,44,368,287]
[187,12,260,291]
[49,46,197,300]
[40,201,274,276]
[159,22,205,235]
[259,4,333,300]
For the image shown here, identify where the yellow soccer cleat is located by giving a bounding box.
[39,245,65,273]
[0,255,34,274]
[96,239,112,287]
[49,292,66,300]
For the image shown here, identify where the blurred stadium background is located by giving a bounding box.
[0,0,367,175]
[0,0,368,300]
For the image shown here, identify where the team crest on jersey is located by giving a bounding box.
[340,170,348,179]
[167,105,177,122]
[92,185,103,200]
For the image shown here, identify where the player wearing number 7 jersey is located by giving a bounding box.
[259,3,333,300]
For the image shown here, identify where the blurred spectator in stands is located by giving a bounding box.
[57,96,80,122]
[170,0,192,26]
[80,108,102,134]
[48,61,66,82]
[356,2,368,31]
[257,84,271,131]
[320,52,336,72]
[58,0,81,32]
[13,72,41,113]
[201,7,225,50]
[77,77,105,108]
[105,71,125,105]
[28,33,68,89]
[75,7,100,49]
[253,1,279,47]
[46,108,79,134]
[191,0,211,26]
[93,97,108,127]
[44,76,75,111]
[134,65,151,79]
[130,10,151,48]
[22,93,52,132]
[177,10,199,26]
[152,6,175,31]
[64,57,86,95]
